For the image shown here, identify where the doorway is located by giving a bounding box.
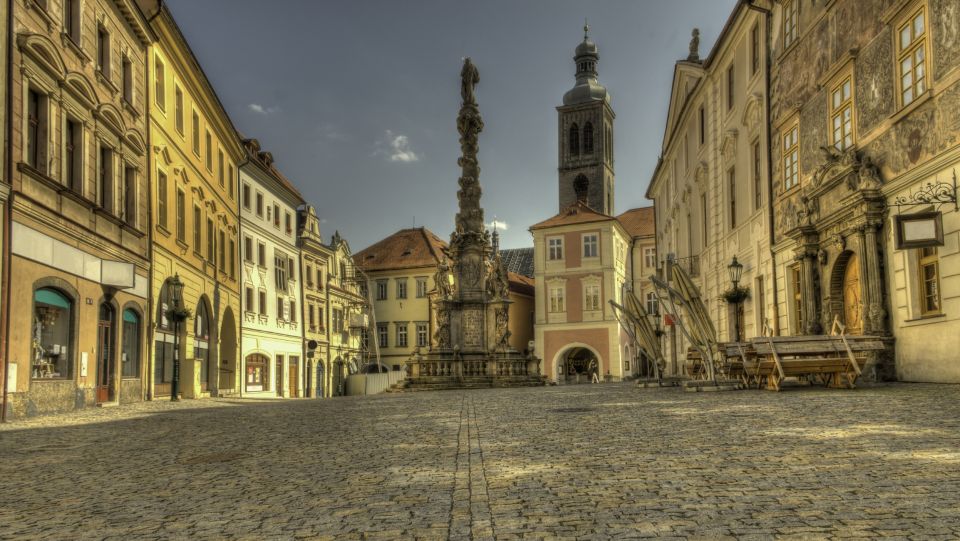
[842,253,863,335]
[96,303,116,403]
[276,354,285,397]
[289,356,299,398]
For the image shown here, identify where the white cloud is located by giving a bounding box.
[374,129,419,162]
[248,103,280,115]
[487,219,509,231]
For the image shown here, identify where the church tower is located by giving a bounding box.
[557,25,615,215]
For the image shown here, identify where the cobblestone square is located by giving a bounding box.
[2,383,960,540]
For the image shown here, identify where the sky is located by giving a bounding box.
[165,0,738,251]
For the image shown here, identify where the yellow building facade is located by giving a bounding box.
[138,2,243,399]
[297,205,331,397]
[325,232,366,397]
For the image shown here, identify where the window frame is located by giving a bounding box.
[582,233,599,259]
[895,5,929,109]
[782,0,799,50]
[174,84,184,135]
[918,246,941,316]
[781,120,800,192]
[829,73,855,151]
[154,56,165,112]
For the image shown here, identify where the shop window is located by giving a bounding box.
[246,354,268,392]
[32,288,74,379]
[121,309,141,378]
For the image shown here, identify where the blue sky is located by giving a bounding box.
[166,0,737,250]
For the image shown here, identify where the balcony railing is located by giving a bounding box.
[673,255,700,278]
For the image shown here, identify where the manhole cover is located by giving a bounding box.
[179,451,244,465]
[552,407,595,413]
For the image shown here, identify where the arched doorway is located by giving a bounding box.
[832,251,863,335]
[96,302,116,403]
[194,297,212,392]
[556,346,600,384]
[219,307,237,393]
[153,280,183,398]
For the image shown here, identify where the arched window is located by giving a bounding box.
[569,123,580,156]
[121,309,141,378]
[195,299,211,390]
[574,175,589,202]
[583,122,594,154]
[32,288,74,379]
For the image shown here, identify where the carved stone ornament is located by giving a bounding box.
[721,130,738,163]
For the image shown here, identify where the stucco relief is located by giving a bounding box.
[855,30,894,136]
[931,0,960,83]
[799,92,828,178]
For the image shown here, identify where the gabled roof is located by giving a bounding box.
[499,248,534,278]
[241,138,305,204]
[616,207,655,238]
[529,201,617,231]
[354,227,448,272]
[507,272,535,296]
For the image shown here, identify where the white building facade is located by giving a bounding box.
[238,139,305,398]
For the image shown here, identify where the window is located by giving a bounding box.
[121,309,141,378]
[416,277,428,298]
[218,149,224,186]
[26,88,48,172]
[242,184,251,209]
[97,26,110,77]
[783,0,798,49]
[273,204,280,228]
[378,323,388,348]
[158,171,168,229]
[756,276,766,333]
[416,323,428,347]
[333,308,344,333]
[123,166,136,227]
[574,175,589,203]
[644,247,656,268]
[277,297,285,321]
[752,140,762,211]
[64,118,82,192]
[701,193,708,247]
[583,122,594,154]
[275,254,288,290]
[289,300,296,323]
[376,280,388,301]
[782,123,799,191]
[122,56,133,104]
[258,290,267,316]
[177,188,187,242]
[698,106,705,146]
[206,218,215,262]
[646,292,659,315]
[830,76,854,150]
[548,238,563,260]
[219,230,226,270]
[256,192,264,217]
[244,236,253,263]
[897,8,927,107]
[244,287,254,312]
[569,123,580,156]
[193,302,210,377]
[192,111,200,156]
[174,86,183,134]
[64,0,80,43]
[396,279,407,299]
[205,131,212,171]
[257,242,266,267]
[728,167,737,229]
[154,57,165,111]
[193,205,202,253]
[99,146,114,212]
[228,165,235,198]
[285,211,292,235]
[308,304,316,328]
[397,324,408,348]
[288,257,296,282]
[791,264,804,334]
[229,239,236,279]
[317,268,324,289]
[584,284,601,311]
[751,23,760,76]
[245,354,268,392]
[918,247,941,315]
[32,288,74,379]
[583,234,598,258]
[726,64,735,111]
[549,286,565,313]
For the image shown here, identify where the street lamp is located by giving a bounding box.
[169,274,184,402]
[727,257,744,342]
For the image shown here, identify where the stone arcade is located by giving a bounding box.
[405,59,542,389]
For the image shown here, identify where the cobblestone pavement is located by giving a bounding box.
[2,382,960,540]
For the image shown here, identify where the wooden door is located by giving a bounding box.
[96,305,115,403]
[842,253,863,335]
[276,355,284,397]
[288,362,298,398]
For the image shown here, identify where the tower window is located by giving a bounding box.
[583,122,594,154]
[569,123,580,156]
[574,175,589,202]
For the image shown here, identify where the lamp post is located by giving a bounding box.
[169,274,184,402]
[727,256,744,342]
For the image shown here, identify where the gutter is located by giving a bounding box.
[746,0,780,336]
[144,13,155,400]
[2,0,13,422]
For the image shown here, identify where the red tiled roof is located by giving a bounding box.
[353,227,448,272]
[616,207,655,238]
[508,271,535,296]
[529,201,616,230]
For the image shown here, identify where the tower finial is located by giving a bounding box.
[584,19,590,40]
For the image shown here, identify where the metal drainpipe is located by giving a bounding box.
[1,0,14,422]
[144,23,155,401]
[747,0,781,336]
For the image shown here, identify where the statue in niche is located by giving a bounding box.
[494,307,511,351]
[435,257,453,299]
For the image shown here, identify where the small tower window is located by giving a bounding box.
[569,123,580,156]
[574,175,589,202]
[583,122,594,154]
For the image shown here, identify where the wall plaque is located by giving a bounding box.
[895,211,944,249]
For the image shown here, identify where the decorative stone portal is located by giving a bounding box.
[404,59,543,391]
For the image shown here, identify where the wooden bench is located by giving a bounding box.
[749,335,885,391]
[720,342,755,385]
